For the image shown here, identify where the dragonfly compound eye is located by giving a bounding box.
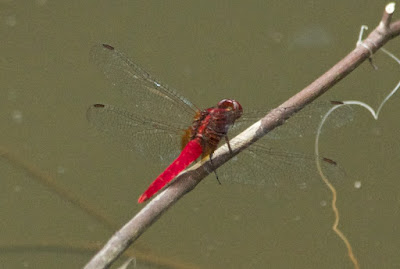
[218,99,243,119]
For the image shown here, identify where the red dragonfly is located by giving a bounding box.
[87,44,347,203]
[88,44,244,203]
[138,97,242,203]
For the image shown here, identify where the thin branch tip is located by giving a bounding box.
[380,2,396,31]
[386,3,396,14]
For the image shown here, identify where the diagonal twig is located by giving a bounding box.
[84,3,400,269]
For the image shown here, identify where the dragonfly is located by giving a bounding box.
[87,44,348,203]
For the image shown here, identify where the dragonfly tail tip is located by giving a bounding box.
[138,194,148,203]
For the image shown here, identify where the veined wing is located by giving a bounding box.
[217,102,352,190]
[89,44,197,127]
[87,103,186,165]
[219,141,344,190]
[230,101,354,140]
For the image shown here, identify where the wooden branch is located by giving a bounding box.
[84,3,400,269]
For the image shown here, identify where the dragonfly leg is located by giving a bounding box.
[209,153,221,185]
[225,136,233,155]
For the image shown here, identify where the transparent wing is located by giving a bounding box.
[218,142,344,190]
[89,44,197,128]
[217,102,352,190]
[88,44,201,164]
[230,102,354,140]
[87,103,185,165]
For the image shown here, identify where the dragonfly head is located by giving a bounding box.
[217,99,243,120]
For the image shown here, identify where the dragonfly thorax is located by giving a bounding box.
[181,99,242,157]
